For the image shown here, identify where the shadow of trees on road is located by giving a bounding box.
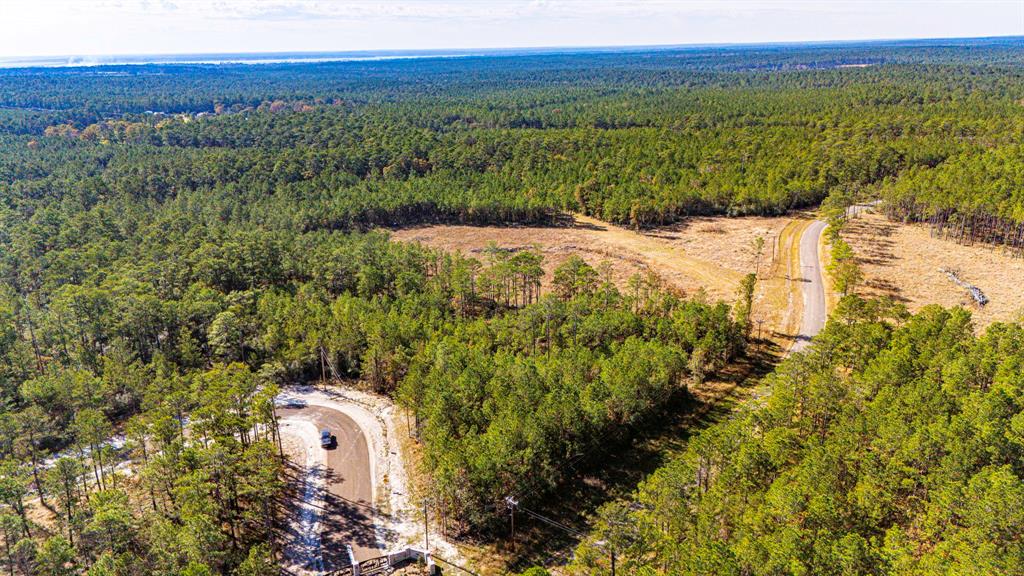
[277,456,397,571]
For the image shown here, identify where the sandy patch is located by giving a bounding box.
[278,419,328,573]
[842,210,1024,329]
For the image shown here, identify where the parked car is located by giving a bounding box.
[320,429,333,448]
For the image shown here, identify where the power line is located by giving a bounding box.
[517,505,585,539]
[506,497,620,575]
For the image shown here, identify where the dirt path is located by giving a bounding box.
[754,217,811,353]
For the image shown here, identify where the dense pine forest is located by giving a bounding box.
[573,298,1024,575]
[1,37,1024,574]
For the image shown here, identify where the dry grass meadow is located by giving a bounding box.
[842,210,1024,329]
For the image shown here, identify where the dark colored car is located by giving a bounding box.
[320,429,333,448]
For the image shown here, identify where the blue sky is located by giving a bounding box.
[1,0,1021,57]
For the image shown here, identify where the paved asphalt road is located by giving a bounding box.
[277,404,381,569]
[792,219,828,353]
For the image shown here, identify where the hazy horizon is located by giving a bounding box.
[1,33,1020,69]
[1,0,1021,61]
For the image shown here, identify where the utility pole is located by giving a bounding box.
[423,497,432,551]
[319,345,327,390]
[504,496,519,554]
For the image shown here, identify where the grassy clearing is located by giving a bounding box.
[392,213,793,304]
[570,214,746,298]
[842,211,1024,329]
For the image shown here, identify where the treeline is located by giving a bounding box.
[571,297,1024,575]
[882,143,1024,254]
[5,81,1023,230]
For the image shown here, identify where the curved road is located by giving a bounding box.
[791,219,828,353]
[278,404,381,570]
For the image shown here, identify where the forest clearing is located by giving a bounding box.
[392,213,811,352]
[842,209,1024,328]
[391,214,790,300]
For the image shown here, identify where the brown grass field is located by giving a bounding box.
[841,210,1024,329]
